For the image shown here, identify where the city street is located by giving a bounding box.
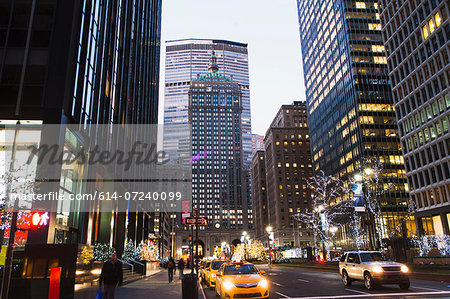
[200,265,450,299]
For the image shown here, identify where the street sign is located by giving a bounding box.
[184,217,208,225]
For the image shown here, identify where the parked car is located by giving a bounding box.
[332,256,342,262]
[339,251,410,290]
[273,258,291,264]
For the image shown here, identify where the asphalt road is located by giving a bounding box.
[200,264,450,299]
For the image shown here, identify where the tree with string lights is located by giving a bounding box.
[349,213,366,250]
[293,170,353,261]
[351,157,386,249]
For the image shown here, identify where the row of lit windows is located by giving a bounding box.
[413,184,449,210]
[422,12,442,39]
[404,117,449,153]
[402,95,449,135]
[360,115,395,124]
[277,163,311,169]
[352,55,387,64]
[358,103,395,111]
[350,44,384,53]
[362,128,398,137]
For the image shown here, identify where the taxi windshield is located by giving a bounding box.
[212,261,229,270]
[204,262,211,269]
[223,265,259,275]
[360,252,391,262]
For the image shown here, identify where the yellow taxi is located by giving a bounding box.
[206,259,231,288]
[215,262,269,299]
[201,260,211,281]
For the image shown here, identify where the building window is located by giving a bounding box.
[434,12,442,27]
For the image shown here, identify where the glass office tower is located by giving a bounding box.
[379,0,449,236]
[297,0,413,247]
[0,0,163,256]
[164,39,252,167]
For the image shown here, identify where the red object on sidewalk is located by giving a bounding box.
[48,267,61,299]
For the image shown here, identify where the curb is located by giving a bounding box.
[270,264,450,282]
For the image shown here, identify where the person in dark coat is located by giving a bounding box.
[167,257,176,283]
[178,258,185,279]
[99,253,123,299]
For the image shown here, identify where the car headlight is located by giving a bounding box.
[223,280,235,291]
[258,278,268,288]
[401,265,409,273]
[211,273,216,278]
[372,266,383,273]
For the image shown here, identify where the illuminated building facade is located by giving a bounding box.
[164,39,252,167]
[379,0,449,236]
[173,52,251,258]
[297,0,412,245]
[253,102,314,248]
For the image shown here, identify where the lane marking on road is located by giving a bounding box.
[199,281,207,299]
[276,291,291,298]
[297,278,310,283]
[412,286,447,292]
[272,282,283,286]
[345,288,369,295]
[287,291,450,299]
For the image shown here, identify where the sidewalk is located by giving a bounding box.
[115,270,182,298]
[74,269,167,299]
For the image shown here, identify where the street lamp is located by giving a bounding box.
[266,226,273,264]
[354,168,376,250]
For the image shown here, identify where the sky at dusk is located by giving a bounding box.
[158,0,306,135]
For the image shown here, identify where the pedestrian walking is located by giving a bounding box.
[167,257,176,283]
[99,252,123,299]
[178,258,185,279]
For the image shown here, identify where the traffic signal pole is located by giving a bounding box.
[194,209,199,275]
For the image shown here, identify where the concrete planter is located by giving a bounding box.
[413,256,450,265]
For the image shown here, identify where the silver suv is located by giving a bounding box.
[339,251,410,290]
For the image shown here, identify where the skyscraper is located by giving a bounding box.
[174,52,250,258]
[297,0,412,245]
[163,39,252,167]
[379,0,449,236]
[257,102,314,248]
[0,0,163,256]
